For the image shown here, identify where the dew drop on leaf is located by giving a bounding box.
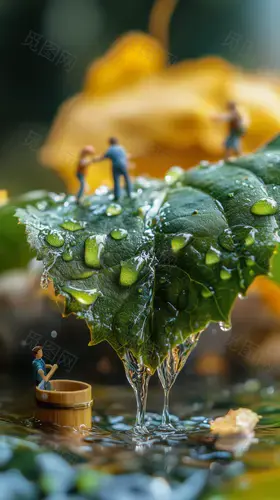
[120,261,140,286]
[218,229,234,251]
[84,235,105,268]
[164,166,184,185]
[106,203,122,216]
[246,257,255,267]
[60,220,83,231]
[72,271,94,279]
[205,247,221,265]
[110,228,128,240]
[220,268,232,280]
[250,198,277,216]
[45,230,65,248]
[245,230,255,247]
[62,248,73,262]
[201,288,214,298]
[171,234,192,253]
[62,286,102,305]
[219,321,232,332]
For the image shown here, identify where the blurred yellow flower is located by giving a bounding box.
[210,408,260,436]
[40,32,280,194]
[0,190,8,206]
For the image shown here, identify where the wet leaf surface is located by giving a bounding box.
[17,138,280,371]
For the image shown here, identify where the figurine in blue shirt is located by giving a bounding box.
[32,345,54,389]
[92,137,132,200]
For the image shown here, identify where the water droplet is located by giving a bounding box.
[249,269,255,276]
[120,259,142,287]
[46,230,64,248]
[171,234,192,253]
[138,288,143,294]
[220,268,232,280]
[60,220,83,231]
[228,192,234,198]
[36,201,48,211]
[137,205,151,218]
[159,276,167,284]
[246,257,255,267]
[51,330,57,338]
[201,288,214,298]
[62,248,73,262]
[106,203,122,216]
[110,228,128,240]
[218,229,234,251]
[251,198,277,216]
[62,286,102,306]
[192,210,198,215]
[164,166,184,185]
[238,293,247,300]
[72,271,94,279]
[84,235,106,268]
[219,321,232,332]
[245,230,255,247]
[205,247,221,265]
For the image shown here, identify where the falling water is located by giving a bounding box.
[122,350,151,434]
[157,332,202,429]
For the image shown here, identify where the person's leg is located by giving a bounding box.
[113,169,120,200]
[224,135,233,161]
[233,136,241,157]
[123,169,132,198]
[76,173,85,202]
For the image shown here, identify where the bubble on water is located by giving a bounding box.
[228,192,234,198]
[51,330,57,338]
[251,198,277,216]
[36,201,48,211]
[40,270,49,290]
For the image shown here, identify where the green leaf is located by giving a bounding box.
[0,191,48,274]
[17,145,280,371]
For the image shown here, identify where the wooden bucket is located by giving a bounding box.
[35,380,93,428]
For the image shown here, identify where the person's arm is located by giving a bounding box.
[45,364,52,369]
[38,368,48,382]
[212,112,232,122]
[90,155,106,163]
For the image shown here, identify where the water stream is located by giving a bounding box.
[157,333,202,429]
[122,350,151,433]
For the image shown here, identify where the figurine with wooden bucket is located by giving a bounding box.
[32,346,93,427]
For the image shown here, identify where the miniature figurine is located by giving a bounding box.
[213,101,246,160]
[92,137,132,201]
[76,145,95,203]
[32,345,57,389]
